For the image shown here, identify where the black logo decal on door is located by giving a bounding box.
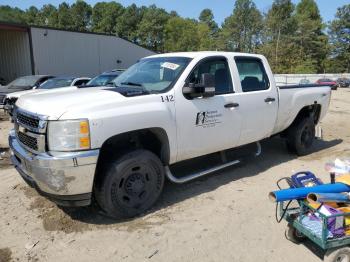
[195,110,222,127]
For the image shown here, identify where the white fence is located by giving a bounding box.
[274,73,350,85]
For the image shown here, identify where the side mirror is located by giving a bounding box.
[183,73,215,99]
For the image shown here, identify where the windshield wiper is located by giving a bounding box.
[120,81,143,87]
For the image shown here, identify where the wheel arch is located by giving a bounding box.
[288,103,321,130]
[93,127,170,189]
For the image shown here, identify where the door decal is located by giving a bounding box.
[195,110,222,128]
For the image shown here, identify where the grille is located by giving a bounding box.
[18,131,38,151]
[17,112,40,129]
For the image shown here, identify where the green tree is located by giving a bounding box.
[328,4,350,72]
[115,4,143,42]
[199,9,218,35]
[57,2,74,29]
[164,17,200,52]
[25,6,40,25]
[219,0,263,52]
[70,0,92,31]
[137,5,170,52]
[197,23,217,50]
[259,0,299,73]
[294,0,328,73]
[37,4,58,27]
[92,1,124,34]
[0,5,27,23]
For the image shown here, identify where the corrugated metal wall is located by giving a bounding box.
[30,28,155,77]
[0,29,32,83]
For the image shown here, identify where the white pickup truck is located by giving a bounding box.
[9,52,331,218]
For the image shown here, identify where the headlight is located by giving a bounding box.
[48,119,90,151]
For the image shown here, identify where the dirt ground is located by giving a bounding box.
[0,89,350,262]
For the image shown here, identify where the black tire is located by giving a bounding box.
[324,247,350,262]
[286,117,315,156]
[285,225,307,243]
[94,149,165,219]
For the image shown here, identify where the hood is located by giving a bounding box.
[16,87,127,120]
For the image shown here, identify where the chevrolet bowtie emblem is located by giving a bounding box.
[18,126,26,133]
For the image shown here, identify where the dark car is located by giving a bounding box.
[316,78,338,90]
[84,69,125,87]
[0,75,54,108]
[337,77,350,88]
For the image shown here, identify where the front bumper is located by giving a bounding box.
[9,130,99,206]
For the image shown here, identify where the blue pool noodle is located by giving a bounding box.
[269,183,350,202]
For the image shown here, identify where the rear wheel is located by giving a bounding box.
[324,247,350,262]
[94,149,165,219]
[286,117,315,156]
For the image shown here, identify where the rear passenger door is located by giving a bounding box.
[232,57,278,146]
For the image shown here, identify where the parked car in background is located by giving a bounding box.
[299,79,311,85]
[337,77,350,88]
[316,78,338,90]
[0,75,54,108]
[84,69,125,87]
[4,76,91,116]
[39,76,91,89]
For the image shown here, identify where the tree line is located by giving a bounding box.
[0,0,349,74]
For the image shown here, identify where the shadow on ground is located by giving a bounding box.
[60,136,342,226]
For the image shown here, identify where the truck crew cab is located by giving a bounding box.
[9,52,331,218]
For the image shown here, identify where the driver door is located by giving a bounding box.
[175,56,242,162]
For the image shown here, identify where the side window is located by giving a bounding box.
[235,58,270,92]
[188,57,233,95]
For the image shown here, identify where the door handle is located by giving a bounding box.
[224,102,239,109]
[264,97,276,103]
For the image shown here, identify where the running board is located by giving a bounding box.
[165,141,262,184]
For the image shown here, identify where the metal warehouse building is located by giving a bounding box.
[0,22,155,83]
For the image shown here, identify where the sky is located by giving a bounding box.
[0,0,348,25]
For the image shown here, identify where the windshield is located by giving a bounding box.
[113,57,192,93]
[38,78,74,89]
[7,75,41,88]
[87,74,118,86]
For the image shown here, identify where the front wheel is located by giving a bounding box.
[286,117,315,156]
[285,225,307,243]
[94,149,165,219]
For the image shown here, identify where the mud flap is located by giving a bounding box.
[315,125,322,139]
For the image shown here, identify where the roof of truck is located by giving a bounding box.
[147,51,264,59]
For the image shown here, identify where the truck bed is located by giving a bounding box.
[272,84,332,135]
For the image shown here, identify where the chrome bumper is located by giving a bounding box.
[9,130,99,202]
